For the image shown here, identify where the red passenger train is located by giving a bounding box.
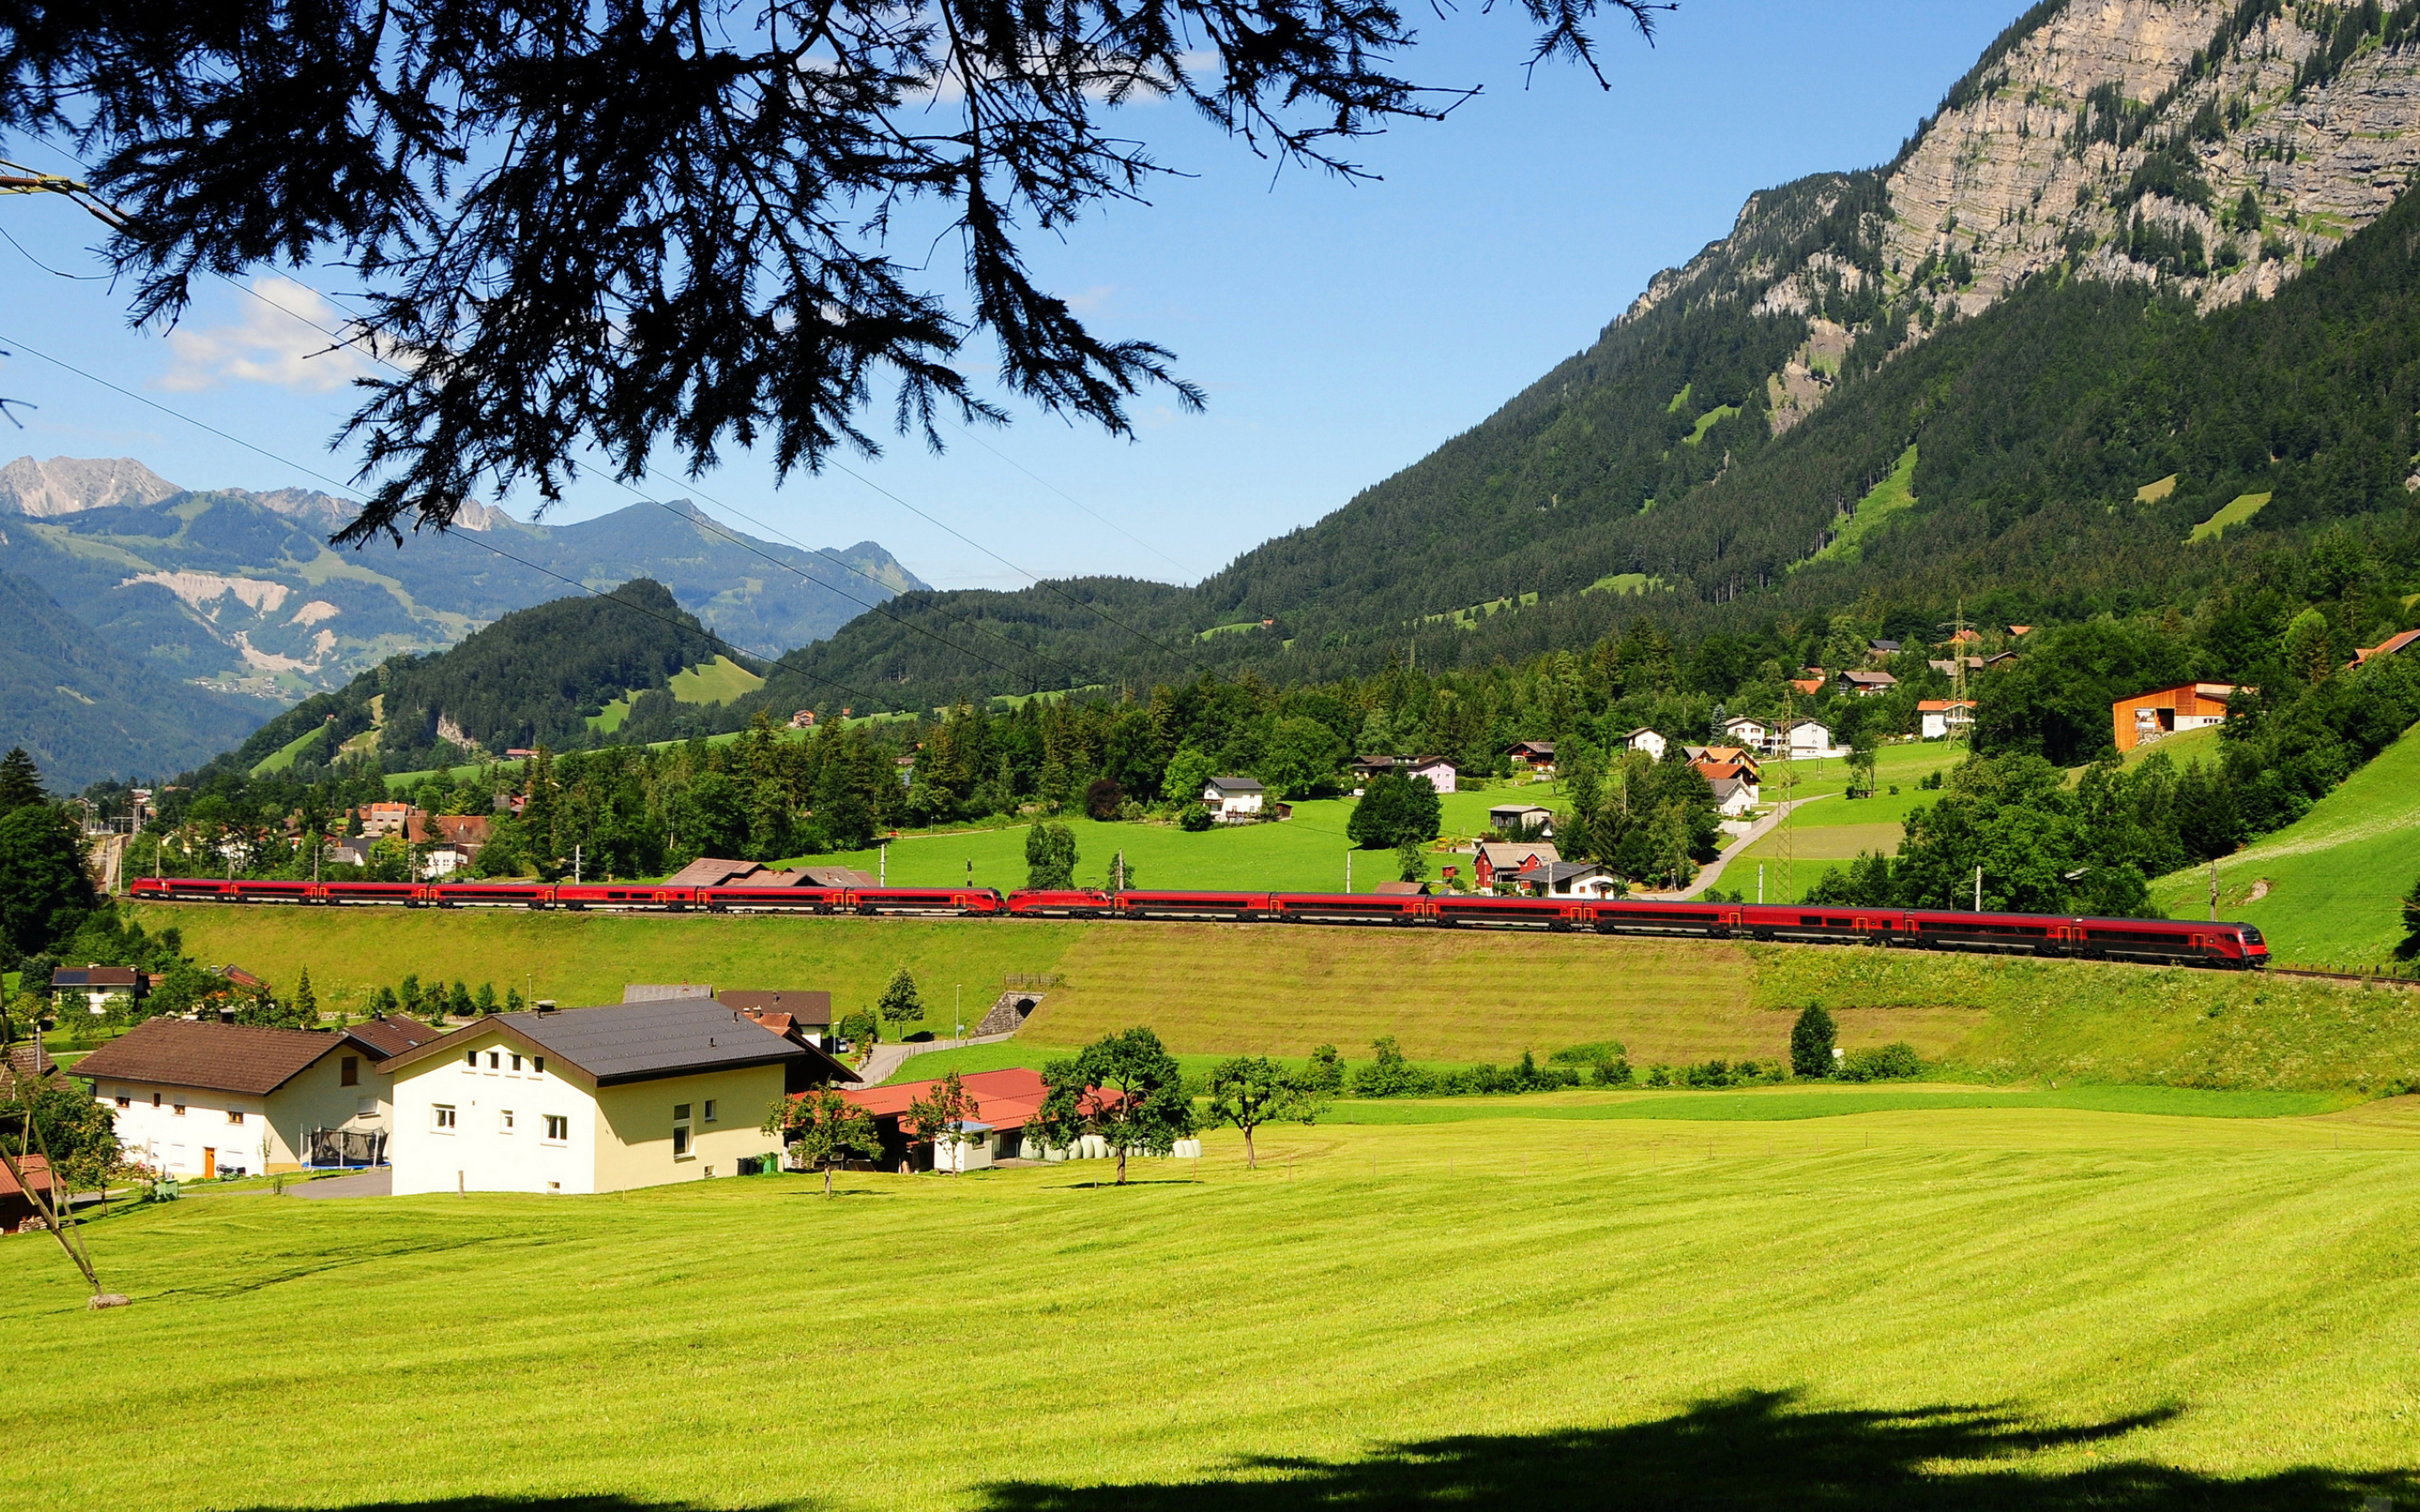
[128,875,2267,968]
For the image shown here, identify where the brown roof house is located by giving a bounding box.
[1473,841,1560,891]
[72,1016,429,1179]
[380,998,856,1196]
[50,965,150,1017]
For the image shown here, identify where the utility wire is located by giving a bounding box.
[196,270,1099,696]
[21,150,1207,689]
[0,331,898,714]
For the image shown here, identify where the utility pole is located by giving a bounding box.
[573,844,581,885]
[1974,865,1983,912]
[1759,863,1765,905]
[1779,685,1797,904]
[879,842,886,886]
[1345,849,1352,894]
[955,984,963,1044]
[2209,858,2219,921]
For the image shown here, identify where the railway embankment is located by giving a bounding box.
[125,904,2420,1096]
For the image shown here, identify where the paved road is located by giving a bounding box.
[853,1032,1018,1088]
[284,1168,392,1199]
[1632,794,1835,902]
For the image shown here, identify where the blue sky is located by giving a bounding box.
[0,3,2021,592]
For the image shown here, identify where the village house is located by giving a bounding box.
[1692,760,1760,817]
[1488,803,1555,837]
[357,801,419,838]
[0,1155,55,1235]
[1502,740,1557,774]
[658,857,878,889]
[2349,628,2420,668]
[1349,755,1397,784]
[50,964,149,1016]
[1514,859,1621,899]
[787,708,818,729]
[1918,699,1976,739]
[1625,727,1669,760]
[1835,669,1898,697]
[1372,879,1431,896]
[2112,682,2244,753]
[72,1016,434,1178]
[1789,675,1826,697]
[1781,719,1839,759]
[381,997,855,1195]
[1866,639,1902,662]
[1718,717,1770,753]
[832,1067,1200,1173]
[1202,775,1267,823]
[1683,744,1762,778]
[1405,756,1458,793]
[719,990,834,1048]
[1473,840,1560,891]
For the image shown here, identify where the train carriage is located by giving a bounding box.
[122,875,2267,968]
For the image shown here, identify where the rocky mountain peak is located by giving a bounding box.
[0,454,180,516]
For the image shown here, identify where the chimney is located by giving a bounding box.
[535,1000,557,1016]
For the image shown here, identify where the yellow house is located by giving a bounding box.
[380,999,853,1195]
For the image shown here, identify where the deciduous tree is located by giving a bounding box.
[1789,1005,1836,1079]
[1030,1027,1195,1186]
[763,1089,882,1195]
[876,967,924,1030]
[1206,1057,1321,1169]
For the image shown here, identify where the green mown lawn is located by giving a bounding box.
[6,1100,2418,1509]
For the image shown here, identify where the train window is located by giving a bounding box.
[1826,917,1850,927]
[2241,927,2264,944]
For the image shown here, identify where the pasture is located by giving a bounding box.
[5,1096,2419,1510]
[2149,722,2420,968]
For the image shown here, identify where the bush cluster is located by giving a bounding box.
[1342,1038,1584,1099]
[1833,1042,1925,1082]
[1639,1058,1786,1089]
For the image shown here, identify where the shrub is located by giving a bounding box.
[1302,1043,1345,1094]
[1083,778,1124,822]
[1642,1063,1674,1088]
[1790,1004,1837,1078]
[1836,1042,1925,1083]
[836,1008,878,1046]
[1176,803,1213,832]
[1547,1041,1628,1066]
[1346,1036,1428,1098]
[1589,1056,1634,1087]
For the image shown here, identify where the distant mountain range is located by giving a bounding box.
[0,455,923,786]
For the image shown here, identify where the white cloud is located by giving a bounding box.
[160,276,377,393]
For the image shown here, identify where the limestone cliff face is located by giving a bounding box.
[1616,0,2420,434]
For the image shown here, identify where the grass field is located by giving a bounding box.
[128,905,2420,1093]
[1719,741,1965,900]
[2190,490,2272,543]
[7,1096,2419,1510]
[2149,722,2420,967]
[1807,443,1918,564]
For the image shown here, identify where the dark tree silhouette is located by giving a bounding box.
[2,0,1662,543]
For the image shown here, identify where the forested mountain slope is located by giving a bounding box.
[761,0,2420,717]
[0,573,263,786]
[220,580,738,774]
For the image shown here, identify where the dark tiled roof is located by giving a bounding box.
[381,1000,812,1086]
[53,966,145,990]
[1206,775,1265,794]
[70,1017,377,1096]
[347,1015,439,1057]
[718,990,833,1026]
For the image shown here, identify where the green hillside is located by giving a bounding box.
[129,903,2420,1094]
[2149,722,2420,967]
[222,579,736,774]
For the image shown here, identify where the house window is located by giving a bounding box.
[500,1110,516,1133]
[509,1053,522,1072]
[533,1057,545,1075]
[487,1051,501,1069]
[340,1056,360,1087]
[673,1103,692,1120]
[151,1092,160,1108]
[228,1110,245,1125]
[465,1051,477,1069]
[703,1100,718,1123]
[432,1105,457,1131]
[357,1096,377,1117]
[671,1104,692,1158]
[543,1115,568,1142]
[114,1091,130,1109]
[172,1102,185,1116]
[547,1181,560,1192]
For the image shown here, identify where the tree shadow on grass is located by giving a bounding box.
[976,1389,2414,1511]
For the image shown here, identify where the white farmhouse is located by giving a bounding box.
[72,1015,437,1178]
[1918,699,1976,740]
[1202,775,1267,824]
[1624,728,1668,760]
[1781,719,1839,759]
[1719,717,1774,753]
[381,998,853,1195]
